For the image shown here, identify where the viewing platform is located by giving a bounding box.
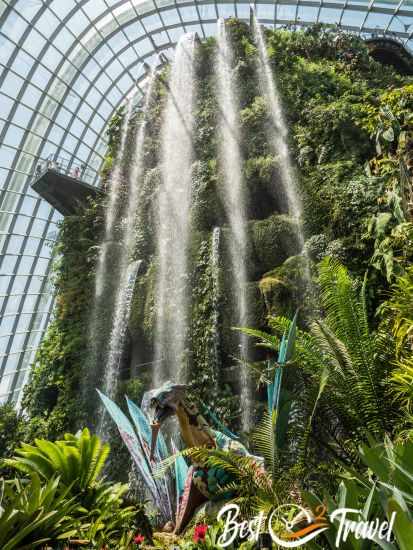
[31,156,104,216]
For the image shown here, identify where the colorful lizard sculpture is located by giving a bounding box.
[142,381,261,532]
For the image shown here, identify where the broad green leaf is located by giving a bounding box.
[382,127,394,142]
[386,497,413,550]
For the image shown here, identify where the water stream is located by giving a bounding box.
[95,99,134,301]
[154,34,197,386]
[99,73,156,414]
[211,226,221,390]
[87,99,134,413]
[98,259,142,435]
[216,19,252,431]
[252,15,304,244]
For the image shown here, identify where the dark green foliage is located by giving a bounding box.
[260,259,398,466]
[240,96,270,160]
[0,474,80,550]
[0,404,23,477]
[244,155,286,218]
[303,437,413,550]
[133,167,161,259]
[1,429,147,549]
[21,200,103,440]
[192,161,224,231]
[189,235,240,424]
[250,214,300,275]
[10,21,413,498]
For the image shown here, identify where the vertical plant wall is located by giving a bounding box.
[21,20,413,445]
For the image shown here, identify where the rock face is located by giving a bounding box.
[117,23,310,426]
[26,19,410,441]
[259,255,309,317]
[96,22,368,424]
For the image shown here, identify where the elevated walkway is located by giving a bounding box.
[31,156,103,216]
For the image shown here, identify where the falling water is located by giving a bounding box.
[154,34,196,386]
[123,71,156,262]
[100,259,142,405]
[211,227,221,387]
[252,15,304,242]
[98,259,142,436]
[216,19,252,430]
[86,99,134,414]
[95,99,134,300]
[99,73,156,415]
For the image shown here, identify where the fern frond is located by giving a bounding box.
[251,410,278,477]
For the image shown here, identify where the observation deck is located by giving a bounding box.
[31,156,103,216]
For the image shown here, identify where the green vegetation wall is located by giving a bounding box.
[14,21,413,448]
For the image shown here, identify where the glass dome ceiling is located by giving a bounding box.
[1,0,413,405]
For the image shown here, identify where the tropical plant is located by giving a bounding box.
[0,473,78,550]
[4,427,109,499]
[0,404,23,476]
[240,258,395,463]
[391,355,413,423]
[379,266,413,437]
[303,437,413,550]
[310,257,389,437]
[74,482,137,548]
[381,265,413,356]
[3,429,145,548]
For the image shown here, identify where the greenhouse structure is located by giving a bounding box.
[1,1,413,548]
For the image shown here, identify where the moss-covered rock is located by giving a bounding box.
[191,160,224,231]
[259,255,309,317]
[244,155,288,218]
[250,214,301,276]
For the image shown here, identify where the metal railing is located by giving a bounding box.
[32,154,98,186]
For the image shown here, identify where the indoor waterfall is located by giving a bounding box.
[98,259,142,434]
[154,34,197,386]
[94,98,134,301]
[87,98,134,410]
[211,226,221,390]
[216,19,252,430]
[99,72,156,412]
[252,15,304,243]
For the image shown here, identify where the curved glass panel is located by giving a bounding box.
[1,0,412,403]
